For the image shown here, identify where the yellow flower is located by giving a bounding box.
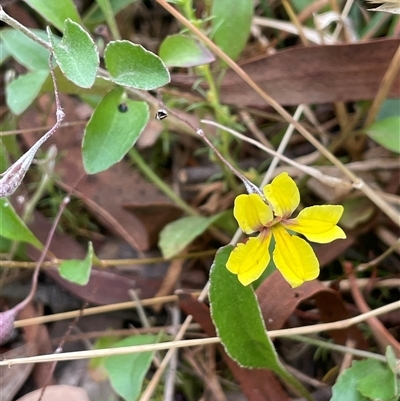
[227,172,346,287]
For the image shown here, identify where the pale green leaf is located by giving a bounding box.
[1,29,52,71]
[159,34,215,67]
[23,0,81,31]
[59,242,93,285]
[48,20,99,88]
[365,116,400,153]
[211,0,253,61]
[104,40,170,90]
[159,214,222,259]
[0,198,42,248]
[6,70,49,115]
[104,335,158,401]
[82,86,149,174]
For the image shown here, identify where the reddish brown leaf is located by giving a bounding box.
[123,202,183,248]
[27,212,162,305]
[19,95,171,252]
[172,38,400,106]
[16,385,90,401]
[178,292,291,401]
[256,272,367,348]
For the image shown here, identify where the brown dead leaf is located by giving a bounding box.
[178,292,291,401]
[18,303,54,388]
[256,272,367,348]
[16,385,90,401]
[123,202,183,248]
[172,38,400,106]
[153,259,184,312]
[0,343,37,401]
[27,211,162,305]
[19,95,171,252]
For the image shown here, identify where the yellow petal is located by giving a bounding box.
[272,225,319,288]
[233,194,273,234]
[285,205,346,243]
[226,232,272,286]
[263,172,300,218]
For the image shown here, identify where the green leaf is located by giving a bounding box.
[365,116,400,153]
[211,0,253,61]
[159,34,215,68]
[377,99,400,120]
[332,360,381,401]
[23,0,81,32]
[0,41,11,65]
[0,198,42,248]
[6,70,49,115]
[84,0,139,25]
[104,40,170,90]
[209,245,282,370]
[47,20,99,88]
[1,29,52,71]
[104,335,158,401]
[59,242,93,285]
[159,214,222,259]
[82,86,149,174]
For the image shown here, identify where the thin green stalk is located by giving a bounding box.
[284,334,387,363]
[128,147,196,216]
[276,365,315,401]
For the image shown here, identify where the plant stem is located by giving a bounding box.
[128,147,197,216]
[0,6,50,49]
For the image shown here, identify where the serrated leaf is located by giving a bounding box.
[59,242,93,285]
[1,29,51,71]
[365,116,400,153]
[23,0,81,32]
[48,20,99,88]
[209,245,282,370]
[82,86,149,174]
[0,198,42,248]
[159,214,222,259]
[104,335,158,401]
[211,0,253,61]
[104,40,170,90]
[159,34,215,67]
[6,70,49,115]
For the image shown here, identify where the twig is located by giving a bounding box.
[154,0,400,228]
[0,51,66,345]
[0,52,65,197]
[1,299,398,366]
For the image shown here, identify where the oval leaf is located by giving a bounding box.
[0,198,42,248]
[82,86,149,174]
[159,34,215,67]
[209,245,283,369]
[59,242,93,285]
[1,29,51,71]
[104,40,170,90]
[104,335,158,401]
[23,0,81,32]
[48,20,99,88]
[159,214,221,259]
[6,70,49,115]
[365,116,400,153]
[211,0,253,61]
